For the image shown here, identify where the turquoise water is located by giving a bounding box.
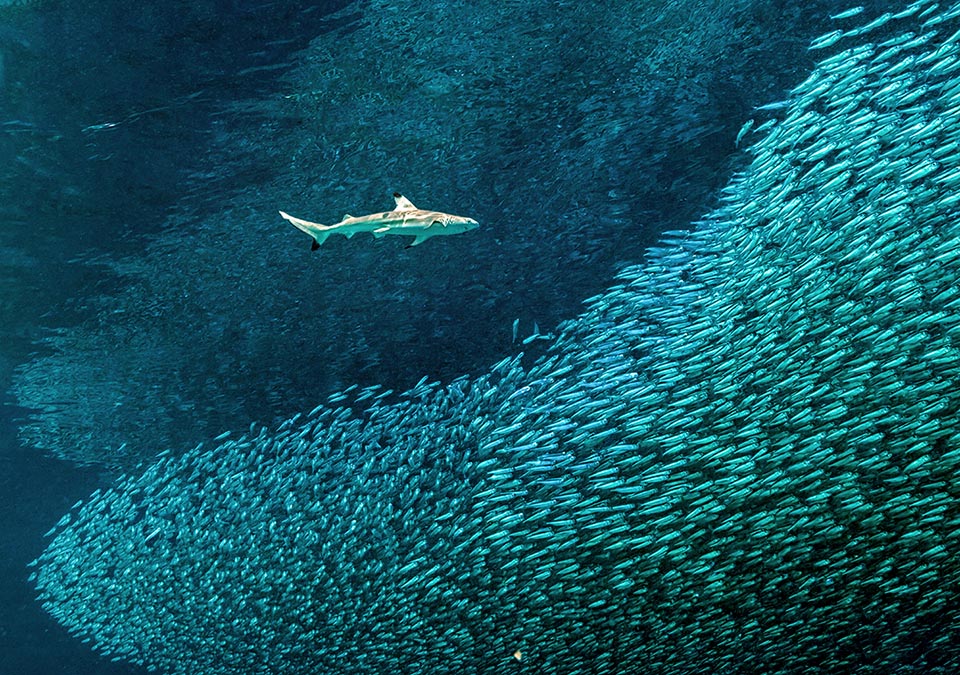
[12,1,960,674]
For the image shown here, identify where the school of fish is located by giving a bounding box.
[30,2,960,673]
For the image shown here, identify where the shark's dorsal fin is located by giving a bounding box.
[342,214,354,220]
[392,192,417,211]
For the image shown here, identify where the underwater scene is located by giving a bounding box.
[3,0,960,673]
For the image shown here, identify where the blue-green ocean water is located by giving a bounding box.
[0,4,357,673]
[7,1,960,674]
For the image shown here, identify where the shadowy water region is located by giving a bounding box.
[1,1,348,672]
[10,0,833,471]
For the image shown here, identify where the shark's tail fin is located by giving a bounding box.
[279,211,333,250]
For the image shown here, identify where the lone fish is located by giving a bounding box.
[280,193,479,249]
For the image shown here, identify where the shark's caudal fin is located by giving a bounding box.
[279,211,332,250]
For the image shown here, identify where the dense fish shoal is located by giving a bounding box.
[32,1,960,674]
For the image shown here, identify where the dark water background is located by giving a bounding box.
[0,0,838,673]
[1,3,345,673]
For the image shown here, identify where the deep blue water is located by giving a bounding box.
[0,2,349,673]
[0,1,856,673]
[0,401,136,675]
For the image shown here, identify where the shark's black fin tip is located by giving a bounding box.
[393,191,402,198]
[311,240,320,251]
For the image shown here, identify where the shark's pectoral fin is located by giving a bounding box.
[407,234,430,247]
[373,226,389,239]
[311,240,320,251]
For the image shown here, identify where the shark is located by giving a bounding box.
[279,193,479,250]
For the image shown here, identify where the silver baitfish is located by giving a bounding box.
[31,2,960,674]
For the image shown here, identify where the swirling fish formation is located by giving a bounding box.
[31,2,960,673]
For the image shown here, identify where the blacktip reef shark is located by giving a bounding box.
[279,193,479,250]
